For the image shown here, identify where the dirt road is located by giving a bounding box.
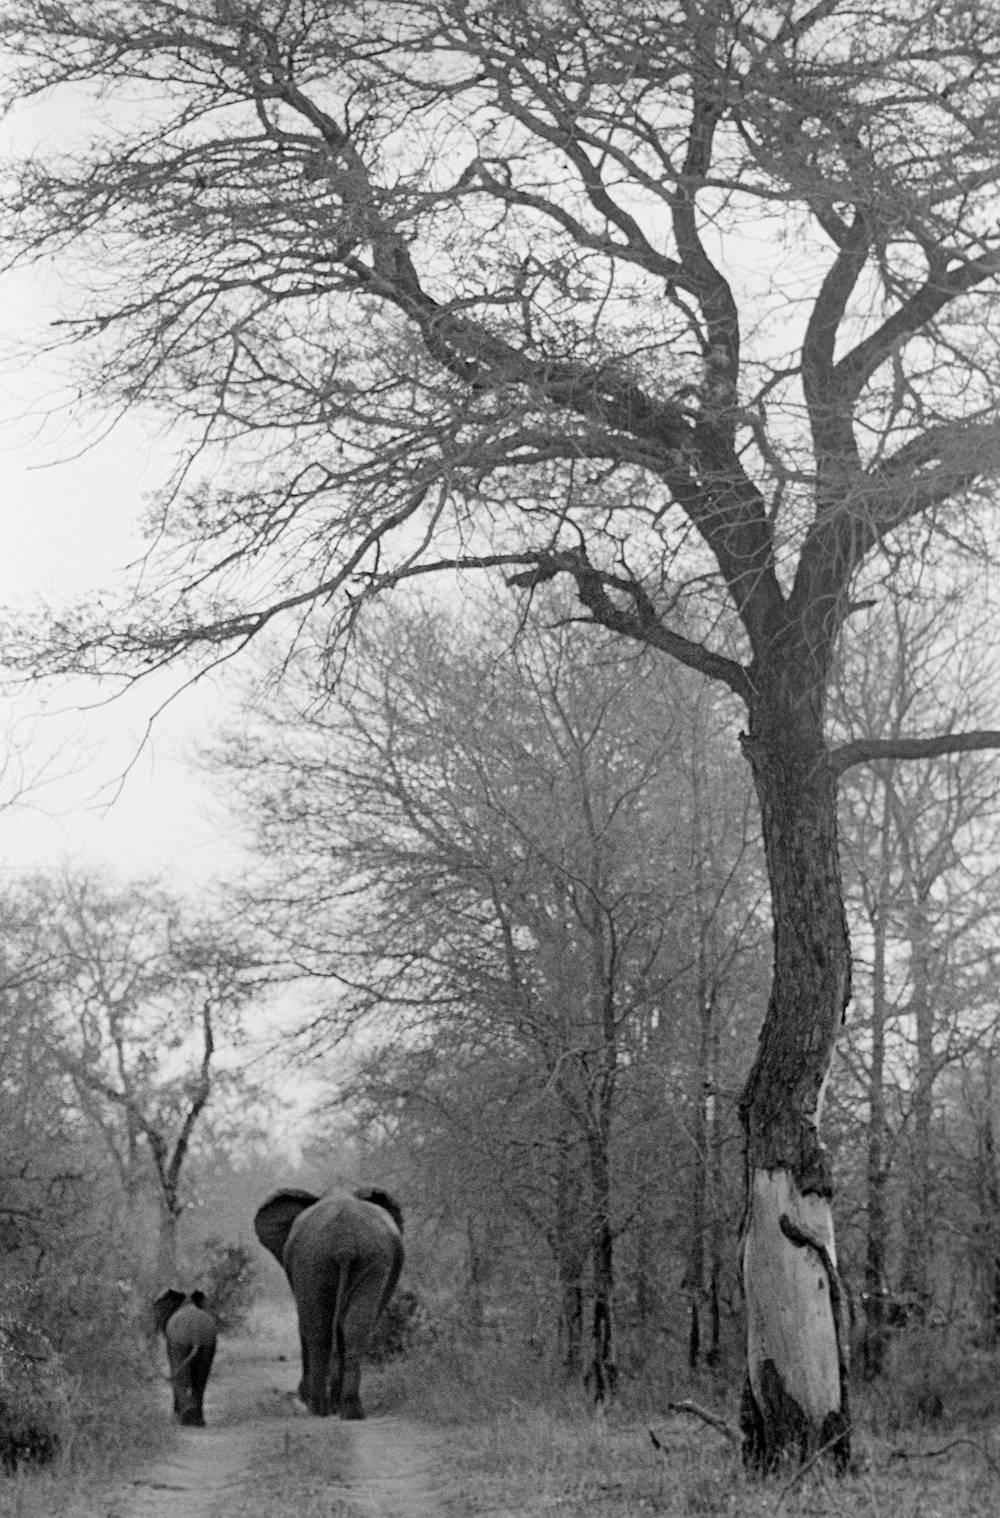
[106,1324,448,1518]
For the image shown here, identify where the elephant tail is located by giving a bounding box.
[333,1261,353,1360]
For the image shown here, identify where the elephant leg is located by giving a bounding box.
[168,1349,187,1421]
[297,1328,310,1409]
[327,1323,344,1416]
[297,1302,335,1416]
[338,1294,378,1420]
[187,1345,215,1427]
[174,1360,198,1426]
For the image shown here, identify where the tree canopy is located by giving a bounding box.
[2,0,999,694]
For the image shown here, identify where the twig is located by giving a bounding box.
[771,1431,850,1516]
[660,1400,740,1450]
[889,1437,1000,1474]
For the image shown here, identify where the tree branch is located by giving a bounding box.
[831,729,1000,778]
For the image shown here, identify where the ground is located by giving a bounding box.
[5,1309,1000,1518]
[105,1316,448,1518]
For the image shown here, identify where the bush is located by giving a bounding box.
[0,1312,72,1473]
[367,1288,433,1363]
[195,1238,259,1332]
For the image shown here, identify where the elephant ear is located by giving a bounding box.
[354,1186,404,1234]
[254,1188,320,1266]
[153,1288,186,1333]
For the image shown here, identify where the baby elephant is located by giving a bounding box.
[153,1289,217,1427]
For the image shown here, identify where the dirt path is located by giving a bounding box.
[336,1417,446,1518]
[105,1325,448,1518]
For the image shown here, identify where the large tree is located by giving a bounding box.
[6,0,1000,1464]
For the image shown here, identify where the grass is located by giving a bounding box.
[438,1404,1000,1517]
[217,1344,1000,1518]
[2,1316,999,1518]
[146,1394,1000,1518]
[0,1367,175,1518]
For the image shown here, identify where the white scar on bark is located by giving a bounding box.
[742,1170,841,1420]
[807,1062,831,1130]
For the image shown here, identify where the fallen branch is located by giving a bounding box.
[889,1437,1000,1475]
[658,1400,740,1450]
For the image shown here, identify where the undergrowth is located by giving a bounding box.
[3,1315,1000,1518]
[0,1361,174,1518]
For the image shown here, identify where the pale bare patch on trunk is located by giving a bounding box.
[742,1168,847,1466]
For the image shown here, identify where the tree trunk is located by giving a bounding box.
[900,893,933,1323]
[976,1051,1000,1347]
[978,1109,1000,1346]
[738,688,851,1471]
[586,1131,618,1405]
[553,1142,585,1376]
[156,1195,181,1285]
[707,999,723,1370]
[464,1218,487,1341]
[862,774,893,1380]
[559,1274,584,1378]
[685,977,715,1369]
[862,890,890,1378]
[684,784,716,1370]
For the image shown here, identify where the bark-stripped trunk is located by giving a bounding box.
[738,682,851,1471]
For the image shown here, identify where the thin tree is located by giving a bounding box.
[24,873,259,1282]
[835,596,1000,1366]
[7,0,1000,1463]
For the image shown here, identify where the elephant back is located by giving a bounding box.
[153,1288,188,1335]
[154,1289,217,1342]
[254,1188,321,1266]
[354,1187,404,1234]
[165,1301,217,1351]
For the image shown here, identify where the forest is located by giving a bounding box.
[4,585,1000,1511]
[3,0,1000,1512]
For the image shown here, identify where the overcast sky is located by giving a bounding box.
[0,252,249,890]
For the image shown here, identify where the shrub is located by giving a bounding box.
[367,1288,433,1363]
[195,1238,259,1332]
[0,1311,72,1473]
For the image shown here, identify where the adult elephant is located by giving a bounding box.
[152,1289,217,1427]
[254,1186,404,1419]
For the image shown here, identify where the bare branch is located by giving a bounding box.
[832,729,1000,777]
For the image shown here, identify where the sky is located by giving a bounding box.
[0,262,250,892]
[0,65,263,893]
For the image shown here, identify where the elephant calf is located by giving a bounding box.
[153,1289,218,1427]
[254,1186,404,1419]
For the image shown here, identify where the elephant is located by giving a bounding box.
[254,1186,404,1419]
[152,1289,217,1427]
